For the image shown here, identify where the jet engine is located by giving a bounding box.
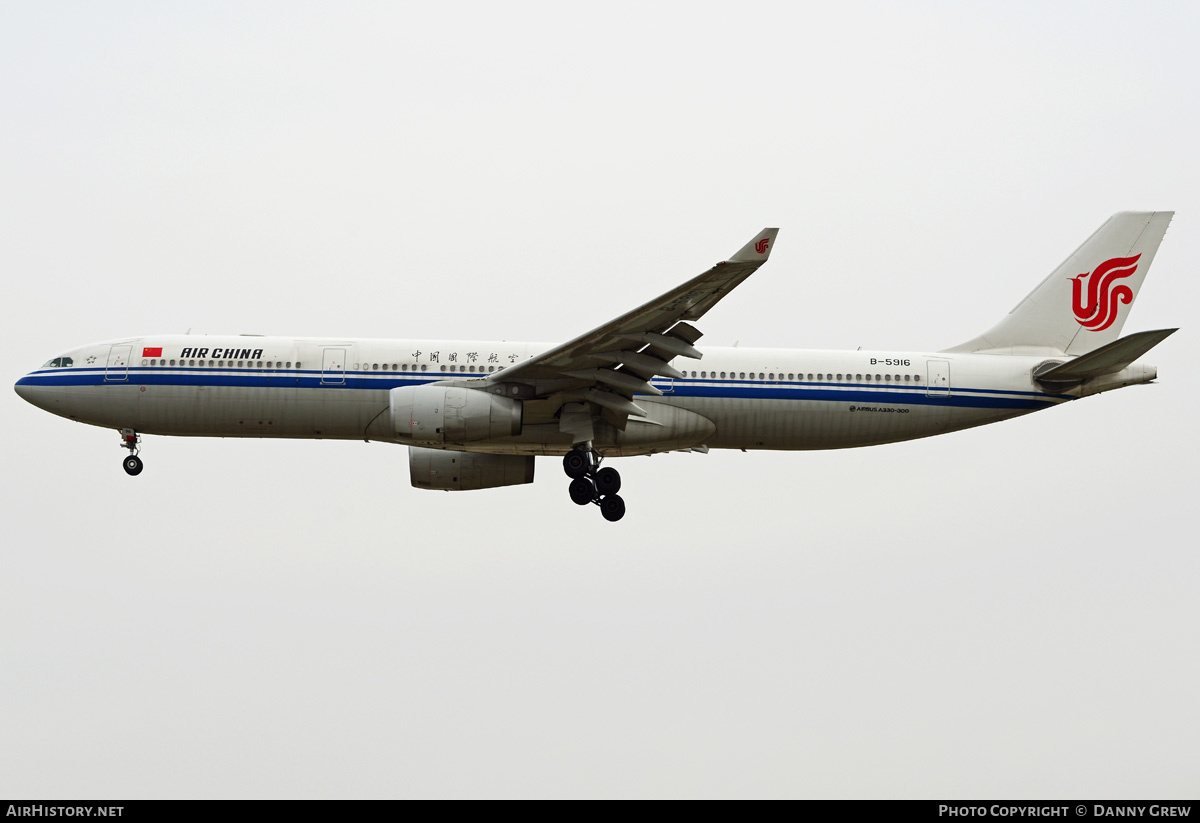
[390,385,522,445]
[408,447,535,491]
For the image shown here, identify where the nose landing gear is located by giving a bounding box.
[120,428,143,476]
[562,445,625,522]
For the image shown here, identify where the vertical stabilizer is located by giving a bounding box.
[945,212,1172,355]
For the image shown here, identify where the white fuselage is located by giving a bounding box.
[16,334,1118,456]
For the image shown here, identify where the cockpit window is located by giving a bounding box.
[42,357,73,368]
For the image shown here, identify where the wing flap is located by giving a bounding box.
[585,349,684,380]
[562,368,663,396]
[616,332,703,360]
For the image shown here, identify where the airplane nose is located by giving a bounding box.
[14,374,44,408]
[14,375,33,402]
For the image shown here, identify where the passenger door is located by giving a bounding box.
[926,359,950,397]
[105,345,131,382]
[321,347,347,385]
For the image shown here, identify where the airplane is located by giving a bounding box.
[14,212,1177,522]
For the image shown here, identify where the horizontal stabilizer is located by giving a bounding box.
[1036,328,1177,382]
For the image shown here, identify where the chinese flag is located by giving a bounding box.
[142,347,163,357]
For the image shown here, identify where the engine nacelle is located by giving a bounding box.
[390,385,522,445]
[408,447,535,491]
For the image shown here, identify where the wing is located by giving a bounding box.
[483,227,778,436]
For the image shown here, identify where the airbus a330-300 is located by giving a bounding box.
[15,212,1177,522]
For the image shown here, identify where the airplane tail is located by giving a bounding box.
[944,211,1173,356]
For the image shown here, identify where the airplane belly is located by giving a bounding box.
[46,383,387,440]
[145,385,387,438]
[667,396,1030,450]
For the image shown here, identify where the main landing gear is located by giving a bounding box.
[563,445,625,522]
[120,428,143,476]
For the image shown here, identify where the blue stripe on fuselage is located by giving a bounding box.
[16,368,1067,410]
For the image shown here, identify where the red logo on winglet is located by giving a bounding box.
[1070,255,1140,332]
[755,238,770,254]
[142,347,162,357]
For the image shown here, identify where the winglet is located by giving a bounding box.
[727,228,779,263]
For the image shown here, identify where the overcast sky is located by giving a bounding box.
[2,0,1197,799]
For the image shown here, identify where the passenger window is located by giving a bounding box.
[421,364,428,371]
[836,373,842,380]
[170,359,176,366]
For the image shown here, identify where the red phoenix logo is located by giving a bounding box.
[1071,254,1140,332]
[755,238,770,254]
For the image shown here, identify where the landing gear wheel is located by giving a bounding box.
[594,466,621,496]
[600,494,626,522]
[123,455,144,476]
[569,477,596,505]
[563,449,590,479]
